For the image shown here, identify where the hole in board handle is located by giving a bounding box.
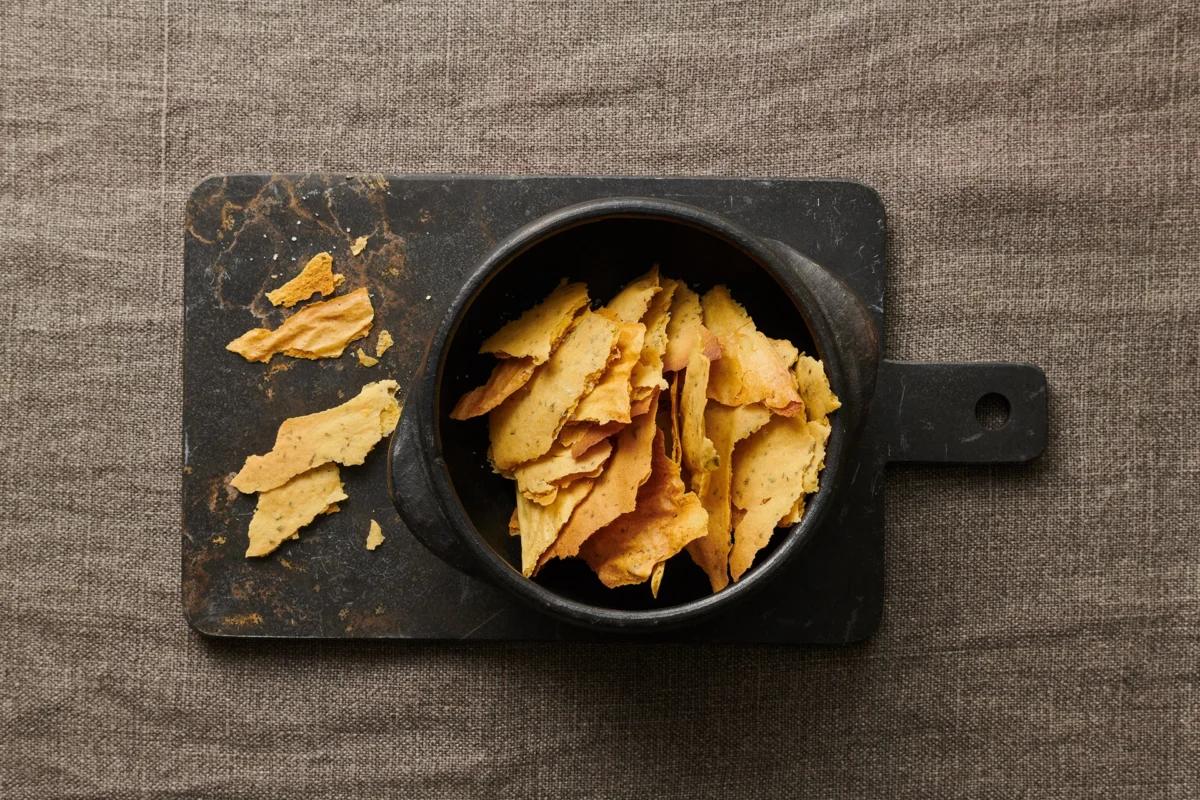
[975,392,1011,431]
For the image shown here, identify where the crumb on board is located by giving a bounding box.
[366,519,384,550]
[356,348,379,367]
[350,235,369,256]
[375,329,393,358]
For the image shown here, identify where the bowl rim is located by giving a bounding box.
[419,196,850,630]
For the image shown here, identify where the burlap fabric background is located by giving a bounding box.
[2,1,1197,797]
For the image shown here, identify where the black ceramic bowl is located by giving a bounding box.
[390,197,878,633]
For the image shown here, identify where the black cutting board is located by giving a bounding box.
[182,174,894,643]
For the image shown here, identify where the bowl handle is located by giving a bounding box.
[388,407,483,576]
[871,360,1048,463]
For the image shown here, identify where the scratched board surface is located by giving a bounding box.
[182,175,886,642]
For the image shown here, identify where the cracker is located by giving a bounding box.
[265,251,345,308]
[227,287,374,363]
[538,392,659,567]
[570,321,646,424]
[680,343,719,476]
[480,280,589,364]
[450,358,536,421]
[579,431,708,588]
[514,440,613,505]
[516,479,596,576]
[488,311,620,471]
[702,286,802,414]
[245,463,347,557]
[603,267,660,323]
[728,415,823,581]
[232,380,401,493]
[686,403,771,592]
[793,354,842,422]
[629,277,677,397]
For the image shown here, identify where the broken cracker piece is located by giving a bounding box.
[245,463,347,557]
[650,561,665,598]
[702,286,802,414]
[778,495,805,527]
[356,348,379,367]
[350,235,369,256]
[514,439,612,506]
[375,329,394,357]
[603,267,660,323]
[480,280,589,364]
[686,403,771,592]
[663,284,703,372]
[571,321,645,424]
[629,277,676,397]
[232,379,401,494]
[516,479,596,576]
[680,343,719,476]
[728,415,822,581]
[793,355,842,422]
[560,420,626,459]
[227,287,374,363]
[579,431,708,588]
[539,392,659,567]
[451,358,537,421]
[265,251,345,308]
[488,311,620,472]
[366,519,385,550]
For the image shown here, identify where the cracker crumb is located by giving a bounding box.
[356,348,379,367]
[350,235,369,256]
[374,329,394,358]
[366,519,384,550]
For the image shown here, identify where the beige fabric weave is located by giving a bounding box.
[1,1,1197,797]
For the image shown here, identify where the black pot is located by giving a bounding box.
[389,197,881,633]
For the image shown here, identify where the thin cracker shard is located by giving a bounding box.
[366,519,385,550]
[227,287,374,363]
[778,495,805,527]
[629,277,676,398]
[539,392,659,568]
[245,463,347,557]
[265,251,345,308]
[517,479,596,576]
[579,431,708,588]
[480,280,589,364]
[356,348,379,367]
[232,380,401,494]
[571,321,645,424]
[603,267,660,323]
[728,415,824,581]
[686,403,771,593]
[680,344,719,476]
[668,372,682,464]
[450,358,536,420]
[663,284,703,372]
[650,561,665,598]
[560,420,625,459]
[513,439,612,506]
[488,311,621,472]
[350,235,369,256]
[374,329,394,357]
[702,286,802,414]
[793,355,841,421]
